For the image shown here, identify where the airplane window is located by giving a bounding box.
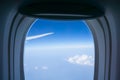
[24,19,95,80]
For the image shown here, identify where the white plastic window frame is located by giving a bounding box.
[3,10,111,80]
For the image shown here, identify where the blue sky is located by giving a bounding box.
[24,19,95,80]
[26,19,94,47]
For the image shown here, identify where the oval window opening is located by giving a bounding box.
[24,19,95,80]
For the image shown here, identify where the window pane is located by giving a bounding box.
[24,19,95,80]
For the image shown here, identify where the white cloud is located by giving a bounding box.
[66,54,94,66]
[26,32,54,40]
[24,64,27,66]
[41,66,48,70]
[34,66,48,70]
[34,66,39,70]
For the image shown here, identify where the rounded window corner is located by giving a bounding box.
[7,15,111,80]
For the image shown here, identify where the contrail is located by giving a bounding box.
[26,32,54,40]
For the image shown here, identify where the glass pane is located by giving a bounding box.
[24,19,95,80]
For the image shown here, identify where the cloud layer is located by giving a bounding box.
[66,54,94,66]
[41,66,48,70]
[26,32,54,40]
[34,66,48,71]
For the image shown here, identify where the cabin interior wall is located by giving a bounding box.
[0,1,120,80]
[106,5,120,80]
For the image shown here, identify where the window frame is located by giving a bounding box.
[4,11,111,80]
[86,17,111,80]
